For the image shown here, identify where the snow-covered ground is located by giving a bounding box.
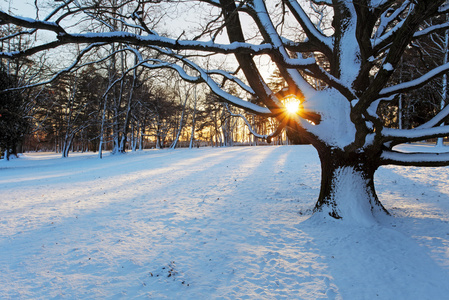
[1,145,449,299]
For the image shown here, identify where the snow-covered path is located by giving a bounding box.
[1,145,449,299]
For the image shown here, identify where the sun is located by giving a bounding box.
[284,96,301,115]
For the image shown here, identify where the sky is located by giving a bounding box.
[1,0,277,81]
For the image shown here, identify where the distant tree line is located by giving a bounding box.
[1,54,285,159]
[0,25,290,160]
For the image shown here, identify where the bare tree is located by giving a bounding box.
[2,1,449,223]
[170,82,194,149]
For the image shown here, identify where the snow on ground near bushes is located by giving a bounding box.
[1,145,449,299]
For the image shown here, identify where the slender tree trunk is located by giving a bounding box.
[313,147,389,224]
[189,87,197,149]
[398,57,404,130]
[437,28,449,147]
[171,93,189,149]
[131,123,136,151]
[62,137,73,158]
[438,72,447,147]
[61,74,79,158]
[112,10,126,154]
[252,115,257,146]
[62,134,70,158]
[112,82,123,154]
[156,119,163,149]
[119,57,138,153]
[139,123,144,151]
[98,94,108,159]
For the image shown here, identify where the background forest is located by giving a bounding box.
[1,51,293,159]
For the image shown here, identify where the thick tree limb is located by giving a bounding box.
[381,150,449,166]
[382,126,449,144]
[416,105,449,130]
[0,11,66,34]
[283,0,333,57]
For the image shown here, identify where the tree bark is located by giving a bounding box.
[189,87,197,149]
[437,27,449,147]
[170,93,188,149]
[313,147,389,224]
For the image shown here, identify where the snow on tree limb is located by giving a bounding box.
[439,4,449,14]
[382,126,449,143]
[0,11,66,34]
[380,63,449,97]
[217,0,286,115]
[372,18,407,51]
[140,58,271,115]
[206,69,255,94]
[381,150,449,166]
[0,11,274,58]
[284,0,333,52]
[0,41,67,59]
[250,0,316,97]
[1,42,108,90]
[372,1,410,42]
[416,105,449,130]
[225,105,277,140]
[127,45,272,116]
[414,21,449,39]
[61,32,275,56]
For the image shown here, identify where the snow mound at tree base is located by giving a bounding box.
[311,166,388,226]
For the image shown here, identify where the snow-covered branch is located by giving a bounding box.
[250,0,315,97]
[206,69,254,95]
[414,21,449,39]
[1,42,107,91]
[372,18,407,51]
[0,41,66,59]
[383,125,449,141]
[225,105,285,142]
[416,105,449,130]
[379,62,449,97]
[381,150,449,166]
[284,0,333,52]
[127,46,272,116]
[0,8,278,58]
[67,32,270,55]
[0,11,66,34]
[372,1,410,42]
[439,3,449,14]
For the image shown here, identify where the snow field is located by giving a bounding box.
[0,145,449,299]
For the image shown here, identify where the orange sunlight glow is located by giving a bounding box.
[284,95,301,115]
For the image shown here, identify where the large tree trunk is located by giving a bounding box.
[313,147,389,224]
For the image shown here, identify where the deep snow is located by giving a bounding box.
[1,145,449,299]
